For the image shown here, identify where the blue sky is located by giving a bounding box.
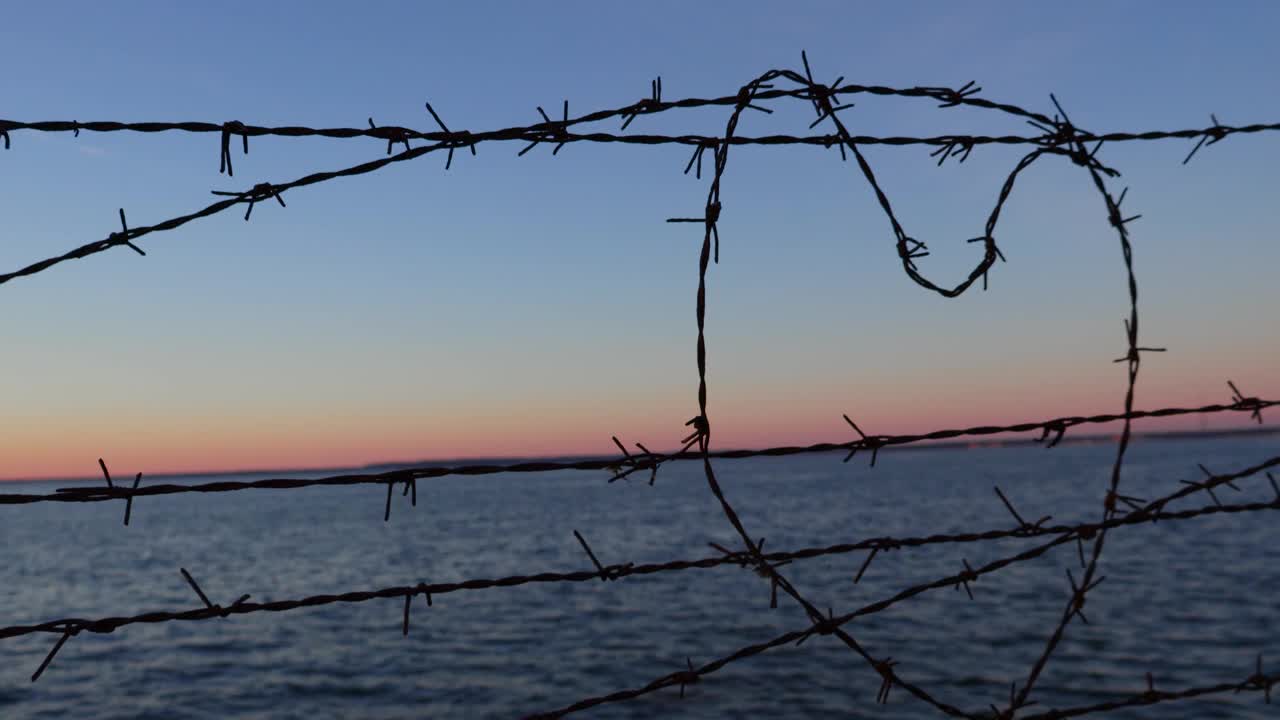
[1,1,1277,478]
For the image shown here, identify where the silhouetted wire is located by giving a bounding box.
[3,398,1270,512]
[8,452,1278,687]
[1,53,1276,718]
[0,75,1274,286]
[524,453,1280,719]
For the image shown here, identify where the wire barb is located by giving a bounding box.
[219,121,248,176]
[31,629,76,682]
[1065,568,1106,625]
[842,414,884,467]
[424,101,475,170]
[873,657,899,704]
[110,208,146,256]
[675,657,700,699]
[1228,380,1265,424]
[572,529,631,582]
[180,568,250,620]
[621,76,663,131]
[1237,654,1274,704]
[368,117,411,156]
[211,183,287,221]
[123,472,142,526]
[994,486,1052,533]
[1182,113,1229,164]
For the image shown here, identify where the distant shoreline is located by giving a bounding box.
[5,425,1275,485]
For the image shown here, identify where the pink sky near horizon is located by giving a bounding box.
[4,365,1271,481]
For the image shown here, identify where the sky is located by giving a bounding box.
[0,1,1276,480]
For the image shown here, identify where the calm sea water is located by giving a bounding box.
[1,434,1277,719]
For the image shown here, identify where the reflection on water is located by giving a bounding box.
[1,434,1277,719]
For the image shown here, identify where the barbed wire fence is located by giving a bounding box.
[1,52,1277,717]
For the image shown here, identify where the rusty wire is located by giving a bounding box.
[1,52,1277,718]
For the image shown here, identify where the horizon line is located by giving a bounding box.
[3,425,1274,485]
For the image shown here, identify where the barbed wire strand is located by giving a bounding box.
[524,452,1280,718]
[3,396,1270,513]
[660,53,1268,720]
[1,73,1275,287]
[2,52,1276,718]
[9,453,1277,688]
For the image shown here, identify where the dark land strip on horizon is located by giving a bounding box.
[4,424,1274,486]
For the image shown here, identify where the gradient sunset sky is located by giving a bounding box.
[1,2,1276,480]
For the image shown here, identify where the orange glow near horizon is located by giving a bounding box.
[3,370,1269,482]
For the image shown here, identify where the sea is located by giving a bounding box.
[1,433,1277,719]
